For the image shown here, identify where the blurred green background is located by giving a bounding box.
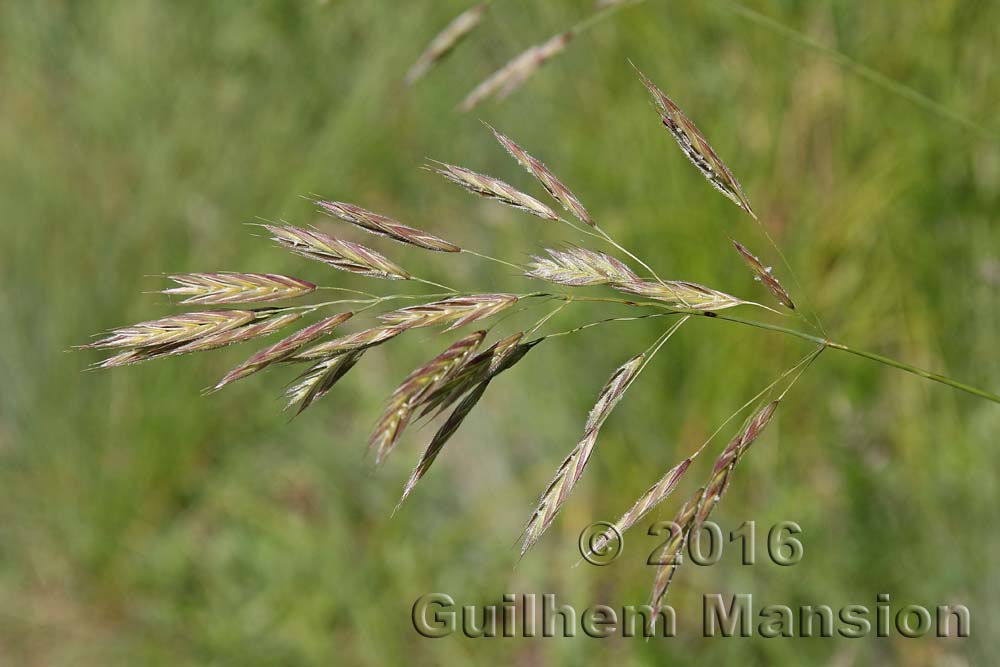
[2,0,998,664]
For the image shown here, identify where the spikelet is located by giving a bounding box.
[397,382,490,511]
[587,457,692,557]
[167,312,302,356]
[369,331,486,464]
[649,486,703,615]
[523,249,750,311]
[521,354,645,555]
[649,401,780,612]
[92,312,304,369]
[634,65,756,219]
[405,2,490,85]
[459,31,573,112]
[692,401,779,534]
[417,332,525,419]
[489,126,594,226]
[91,348,164,369]
[291,325,406,361]
[284,349,365,415]
[428,161,559,221]
[162,273,316,305]
[264,224,411,279]
[526,246,640,286]
[378,294,519,331]
[315,200,460,252]
[212,312,354,391]
[85,310,257,350]
[398,336,538,509]
[614,279,747,311]
[732,241,795,309]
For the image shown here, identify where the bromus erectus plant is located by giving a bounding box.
[81,64,998,612]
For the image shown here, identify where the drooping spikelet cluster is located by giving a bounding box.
[398,332,532,508]
[84,63,801,611]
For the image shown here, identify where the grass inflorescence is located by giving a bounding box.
[82,63,999,611]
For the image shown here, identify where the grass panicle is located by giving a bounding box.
[81,56,1000,612]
